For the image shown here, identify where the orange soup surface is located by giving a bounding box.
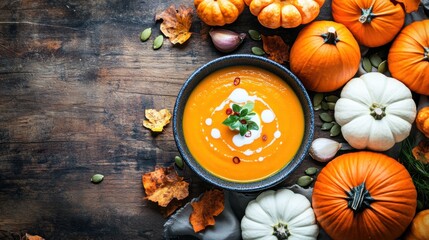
[183,66,305,182]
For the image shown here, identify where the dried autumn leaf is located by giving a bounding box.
[26,233,45,240]
[262,35,290,64]
[189,189,224,232]
[412,139,429,164]
[142,109,171,132]
[155,5,193,44]
[142,166,189,207]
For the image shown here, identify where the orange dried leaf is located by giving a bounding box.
[142,166,189,207]
[155,5,193,44]
[25,233,45,240]
[189,189,224,232]
[262,35,290,64]
[142,109,171,132]
[412,139,429,164]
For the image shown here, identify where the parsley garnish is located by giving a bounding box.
[222,102,259,136]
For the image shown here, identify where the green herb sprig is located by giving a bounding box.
[222,102,259,136]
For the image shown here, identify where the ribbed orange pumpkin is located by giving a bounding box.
[244,0,325,28]
[388,20,429,95]
[332,0,405,47]
[312,151,417,240]
[194,0,245,26]
[290,20,360,92]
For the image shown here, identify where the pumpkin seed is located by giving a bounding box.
[153,35,164,50]
[321,122,334,131]
[313,93,324,107]
[140,28,152,42]
[327,102,336,110]
[251,46,265,56]
[305,167,318,176]
[325,95,339,103]
[369,54,382,68]
[319,112,333,122]
[321,101,329,111]
[248,29,261,41]
[330,123,341,137]
[313,104,322,111]
[91,174,104,184]
[362,57,372,72]
[175,155,184,169]
[378,60,387,73]
[297,175,313,188]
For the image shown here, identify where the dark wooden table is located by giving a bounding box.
[0,0,411,239]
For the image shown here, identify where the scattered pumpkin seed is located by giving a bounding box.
[321,122,334,131]
[362,57,372,72]
[305,167,318,176]
[175,155,184,169]
[251,46,265,56]
[140,28,152,42]
[313,93,324,107]
[313,104,322,111]
[321,101,329,111]
[327,102,336,110]
[378,60,387,73]
[369,54,382,68]
[153,35,164,50]
[297,175,313,188]
[248,29,261,41]
[319,112,333,123]
[91,174,104,184]
[330,123,341,137]
[325,95,339,103]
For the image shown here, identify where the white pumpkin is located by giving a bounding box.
[241,189,318,240]
[334,72,416,151]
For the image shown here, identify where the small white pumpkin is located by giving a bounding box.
[241,189,318,240]
[334,72,416,151]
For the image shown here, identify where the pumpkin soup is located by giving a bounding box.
[183,65,304,182]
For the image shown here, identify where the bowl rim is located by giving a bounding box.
[173,54,314,192]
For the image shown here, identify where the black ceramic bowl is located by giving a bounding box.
[173,54,314,192]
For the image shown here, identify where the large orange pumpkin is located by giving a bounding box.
[388,20,429,95]
[332,0,405,47]
[289,20,360,92]
[194,0,245,26]
[312,151,417,240]
[244,0,325,28]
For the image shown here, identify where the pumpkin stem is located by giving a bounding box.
[359,7,376,23]
[424,47,429,60]
[346,182,374,212]
[370,103,386,120]
[273,223,290,240]
[322,27,339,45]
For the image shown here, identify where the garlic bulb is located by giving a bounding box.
[209,28,246,53]
[309,138,342,162]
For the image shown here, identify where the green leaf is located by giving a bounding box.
[222,117,235,125]
[247,112,256,116]
[240,108,248,117]
[232,104,241,113]
[242,102,254,112]
[247,121,259,131]
[239,125,247,136]
[230,121,240,129]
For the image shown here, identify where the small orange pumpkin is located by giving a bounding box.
[290,20,360,92]
[194,0,245,26]
[406,209,429,240]
[416,107,429,138]
[244,0,325,28]
[332,0,405,47]
[312,151,417,240]
[388,20,429,96]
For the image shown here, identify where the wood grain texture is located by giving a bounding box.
[0,0,335,239]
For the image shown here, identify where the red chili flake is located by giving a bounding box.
[245,131,252,138]
[226,108,233,115]
[262,134,268,141]
[240,119,247,124]
[232,156,240,164]
[233,77,240,86]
